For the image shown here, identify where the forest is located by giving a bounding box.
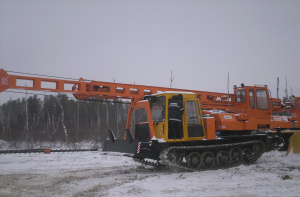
[0,94,146,147]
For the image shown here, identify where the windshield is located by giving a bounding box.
[291,98,296,109]
[256,89,269,110]
[150,96,165,122]
[235,90,245,103]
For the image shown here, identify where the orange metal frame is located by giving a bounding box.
[1,69,299,132]
[0,69,233,109]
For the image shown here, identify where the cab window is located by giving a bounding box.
[235,90,245,103]
[249,89,255,109]
[150,96,165,122]
[291,98,296,109]
[186,100,200,124]
[256,89,269,110]
[185,100,204,138]
[298,99,300,111]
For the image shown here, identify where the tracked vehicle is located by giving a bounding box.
[103,92,266,171]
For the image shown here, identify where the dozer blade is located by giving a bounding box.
[102,129,139,154]
[286,132,300,156]
[102,139,139,154]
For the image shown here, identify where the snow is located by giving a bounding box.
[285,147,300,167]
[151,136,166,142]
[0,150,299,196]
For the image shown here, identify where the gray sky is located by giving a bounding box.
[1,0,300,103]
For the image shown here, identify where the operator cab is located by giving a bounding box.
[135,92,205,142]
[233,84,272,129]
[234,84,270,111]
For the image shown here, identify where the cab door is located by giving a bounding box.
[255,89,271,120]
[185,99,205,138]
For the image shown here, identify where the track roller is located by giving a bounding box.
[167,149,183,164]
[201,151,215,169]
[216,150,230,167]
[186,152,202,169]
[252,142,265,155]
[229,147,243,165]
[242,148,254,164]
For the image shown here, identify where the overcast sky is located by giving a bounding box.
[0,0,299,103]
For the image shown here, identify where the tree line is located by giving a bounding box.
[0,94,137,145]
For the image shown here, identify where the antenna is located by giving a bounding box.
[227,72,229,93]
[170,71,174,88]
[276,77,279,99]
[285,77,288,99]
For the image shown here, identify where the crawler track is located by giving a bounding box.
[134,141,265,172]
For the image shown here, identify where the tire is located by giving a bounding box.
[186,152,202,169]
[202,151,215,169]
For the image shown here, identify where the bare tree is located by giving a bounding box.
[24,91,29,142]
[95,102,101,138]
[56,95,68,144]
[76,101,80,141]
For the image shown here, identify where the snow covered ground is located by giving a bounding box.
[0,150,299,197]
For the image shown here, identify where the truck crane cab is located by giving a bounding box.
[211,84,273,134]
[234,85,272,129]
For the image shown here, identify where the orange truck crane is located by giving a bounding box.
[0,69,295,170]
